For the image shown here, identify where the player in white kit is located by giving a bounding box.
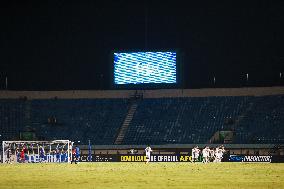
[202,146,210,163]
[145,145,152,164]
[218,145,225,162]
[191,146,200,163]
[214,146,225,163]
[214,147,220,162]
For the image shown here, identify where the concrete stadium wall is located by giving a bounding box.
[0,86,284,99]
[143,86,284,98]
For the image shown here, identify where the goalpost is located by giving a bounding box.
[2,140,73,163]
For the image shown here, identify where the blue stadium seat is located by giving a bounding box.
[0,95,283,145]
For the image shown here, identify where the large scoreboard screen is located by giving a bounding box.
[113,51,177,86]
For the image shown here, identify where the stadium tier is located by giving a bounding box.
[123,96,248,144]
[0,90,283,145]
[123,95,284,144]
[0,99,129,144]
[0,99,25,142]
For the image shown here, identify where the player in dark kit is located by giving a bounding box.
[71,148,76,164]
[6,148,12,164]
[55,148,61,162]
[75,146,80,164]
[39,146,45,163]
[20,147,26,163]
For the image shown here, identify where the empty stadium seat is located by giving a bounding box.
[0,95,283,145]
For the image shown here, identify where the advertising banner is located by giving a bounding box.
[79,154,284,163]
[227,155,284,163]
[7,154,284,163]
[80,154,203,162]
[26,154,68,163]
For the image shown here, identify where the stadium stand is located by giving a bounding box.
[0,99,25,141]
[31,99,129,144]
[234,95,284,144]
[123,95,284,144]
[123,96,250,144]
[0,88,283,145]
[0,99,129,144]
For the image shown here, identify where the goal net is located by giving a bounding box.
[2,140,73,163]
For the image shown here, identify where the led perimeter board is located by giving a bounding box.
[113,51,180,88]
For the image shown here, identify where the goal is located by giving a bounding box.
[2,140,73,163]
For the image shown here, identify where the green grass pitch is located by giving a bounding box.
[0,162,283,189]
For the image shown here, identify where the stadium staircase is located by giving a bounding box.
[209,130,234,144]
[114,102,138,145]
[24,100,31,127]
[231,101,254,143]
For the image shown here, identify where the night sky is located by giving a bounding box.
[0,0,283,90]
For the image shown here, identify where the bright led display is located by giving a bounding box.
[114,52,177,85]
